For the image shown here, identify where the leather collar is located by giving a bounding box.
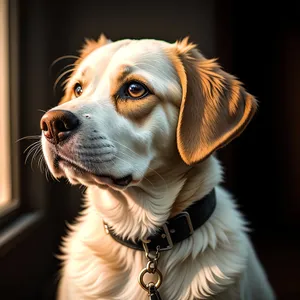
[104,189,216,252]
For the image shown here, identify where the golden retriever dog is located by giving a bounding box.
[40,34,275,299]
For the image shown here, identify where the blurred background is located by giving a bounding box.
[0,0,299,299]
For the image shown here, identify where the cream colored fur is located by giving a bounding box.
[41,35,275,299]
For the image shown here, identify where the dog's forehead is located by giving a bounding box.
[79,39,172,75]
[77,39,131,75]
[68,39,182,104]
[111,39,170,61]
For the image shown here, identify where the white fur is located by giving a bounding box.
[41,38,275,299]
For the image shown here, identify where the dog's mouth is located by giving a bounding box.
[55,155,133,187]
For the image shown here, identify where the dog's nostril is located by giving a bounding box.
[41,120,48,132]
[40,110,80,144]
[59,111,80,132]
[54,119,68,132]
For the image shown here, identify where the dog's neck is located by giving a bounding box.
[66,156,249,300]
[88,156,222,241]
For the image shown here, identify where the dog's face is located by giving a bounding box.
[41,34,256,190]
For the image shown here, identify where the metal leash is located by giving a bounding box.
[138,242,163,300]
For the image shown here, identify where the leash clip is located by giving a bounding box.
[148,283,163,300]
[138,242,163,298]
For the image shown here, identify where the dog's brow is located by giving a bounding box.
[79,67,88,77]
[115,65,133,83]
[109,64,135,97]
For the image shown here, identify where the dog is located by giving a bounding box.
[40,34,275,299]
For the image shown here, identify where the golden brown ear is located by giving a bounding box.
[170,38,257,165]
[79,33,112,59]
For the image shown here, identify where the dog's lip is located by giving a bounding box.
[94,174,133,187]
[56,155,133,187]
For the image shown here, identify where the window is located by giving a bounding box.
[0,1,84,298]
[0,0,12,209]
[0,0,23,238]
[0,0,19,218]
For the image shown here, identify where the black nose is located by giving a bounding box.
[40,110,80,144]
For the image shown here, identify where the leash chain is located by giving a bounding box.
[138,243,163,300]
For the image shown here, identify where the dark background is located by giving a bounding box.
[0,0,299,299]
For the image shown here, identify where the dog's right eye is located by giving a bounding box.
[74,83,83,97]
[116,80,150,101]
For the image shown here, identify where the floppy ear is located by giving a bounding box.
[79,33,112,59]
[171,38,257,165]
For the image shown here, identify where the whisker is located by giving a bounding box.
[37,109,47,114]
[16,135,41,143]
[21,138,58,182]
[109,138,141,158]
[50,169,60,182]
[24,140,41,166]
[53,68,75,94]
[38,153,44,171]
[23,140,40,154]
[29,145,41,170]
[58,64,77,89]
[37,152,47,177]
[58,63,76,75]
[45,166,51,182]
[61,78,71,90]
[45,163,54,182]
[45,168,49,182]
[39,155,55,182]
[110,154,132,169]
[31,146,42,170]
[49,55,79,75]
[24,143,40,157]
[38,153,58,182]
[141,176,155,188]
[24,145,40,164]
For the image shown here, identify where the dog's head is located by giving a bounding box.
[41,34,256,190]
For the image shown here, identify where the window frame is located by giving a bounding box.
[0,0,20,224]
[0,3,74,297]
[0,0,12,209]
[0,0,44,256]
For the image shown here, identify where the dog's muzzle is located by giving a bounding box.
[40,109,134,187]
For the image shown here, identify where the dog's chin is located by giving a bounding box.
[50,157,136,191]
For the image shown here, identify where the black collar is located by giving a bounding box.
[104,189,216,252]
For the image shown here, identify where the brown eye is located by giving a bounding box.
[127,82,148,99]
[74,83,83,97]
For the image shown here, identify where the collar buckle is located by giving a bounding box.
[149,211,194,251]
[160,223,174,251]
[103,189,215,252]
[161,211,194,250]
[179,211,194,235]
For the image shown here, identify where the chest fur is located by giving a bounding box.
[61,225,247,300]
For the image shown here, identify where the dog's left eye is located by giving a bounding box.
[74,83,83,97]
[126,82,149,99]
